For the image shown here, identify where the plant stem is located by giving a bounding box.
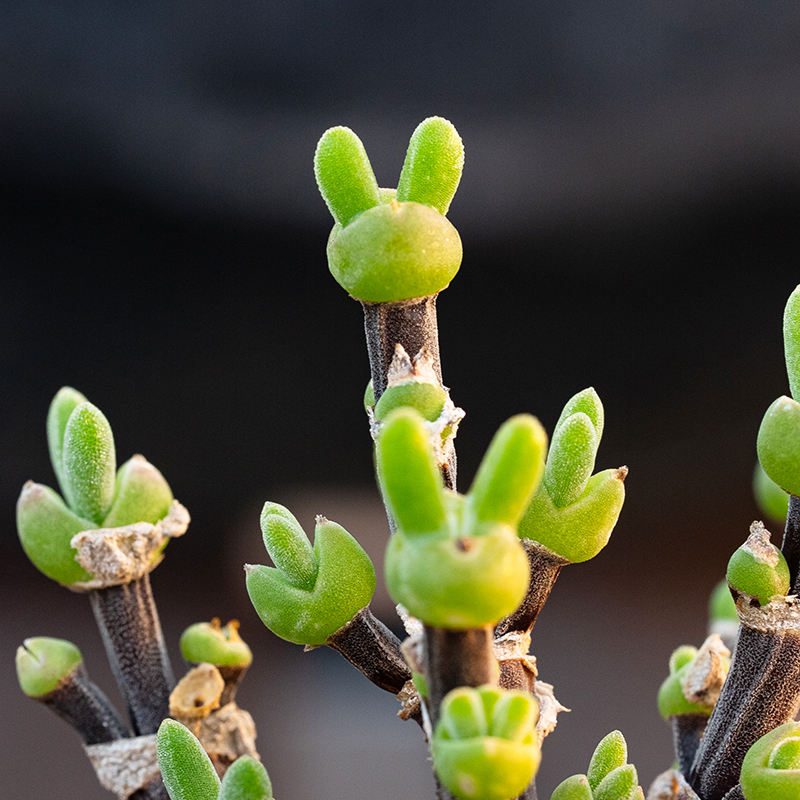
[89,573,174,735]
[671,713,708,779]
[326,606,412,694]
[362,296,442,402]
[495,541,569,637]
[216,664,249,707]
[37,662,131,744]
[689,619,800,799]
[783,494,800,591]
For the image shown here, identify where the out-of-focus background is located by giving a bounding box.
[3,2,800,797]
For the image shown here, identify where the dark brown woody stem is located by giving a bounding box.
[783,494,800,592]
[671,713,709,779]
[89,573,175,735]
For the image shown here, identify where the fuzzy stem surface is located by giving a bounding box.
[89,574,175,735]
[783,494,800,591]
[671,713,708,779]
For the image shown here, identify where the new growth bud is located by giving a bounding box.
[757,396,800,497]
[432,685,541,800]
[519,389,625,563]
[219,755,274,800]
[16,637,82,698]
[727,522,790,605]
[378,408,546,628]
[246,503,376,645]
[181,619,253,668]
[315,118,464,303]
[740,722,800,800]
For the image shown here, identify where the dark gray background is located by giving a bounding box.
[3,2,800,798]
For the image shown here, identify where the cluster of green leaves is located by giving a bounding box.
[657,645,726,720]
[741,723,800,800]
[17,387,173,586]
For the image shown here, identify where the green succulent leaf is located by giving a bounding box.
[519,468,626,563]
[741,722,800,800]
[180,619,252,668]
[753,461,790,523]
[17,481,95,585]
[259,502,318,591]
[550,775,593,800]
[727,526,790,605]
[543,412,598,508]
[16,637,82,698]
[657,646,714,718]
[102,455,173,528]
[784,285,800,401]
[156,719,220,800]
[247,514,375,646]
[374,382,447,422]
[314,126,380,227]
[709,579,738,624]
[587,730,628,791]
[594,763,638,800]
[61,401,116,525]
[441,688,489,740]
[669,645,699,674]
[46,387,88,497]
[489,692,540,742]
[218,755,273,800]
[553,388,605,441]
[396,117,464,215]
[757,396,800,496]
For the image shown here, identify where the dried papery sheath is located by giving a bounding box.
[195,701,260,777]
[647,769,701,800]
[689,588,800,799]
[85,734,163,800]
[169,663,225,729]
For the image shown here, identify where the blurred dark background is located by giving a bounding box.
[3,2,800,798]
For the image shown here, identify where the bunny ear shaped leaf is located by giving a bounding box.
[314,126,380,227]
[46,386,88,496]
[218,755,273,800]
[397,117,464,215]
[553,387,604,441]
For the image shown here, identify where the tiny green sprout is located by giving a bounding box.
[102,454,174,528]
[657,646,715,718]
[16,637,82,698]
[46,386,88,496]
[784,284,800,401]
[375,381,447,422]
[316,117,464,303]
[432,685,540,800]
[587,730,628,791]
[246,503,376,645]
[709,579,738,623]
[156,719,220,800]
[519,389,626,564]
[364,379,375,411]
[550,775,593,800]
[757,396,800,496]
[740,722,800,800]
[753,461,790,523]
[378,408,546,628]
[181,618,253,668]
[727,522,790,605]
[218,755,273,800]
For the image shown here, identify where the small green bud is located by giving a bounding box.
[375,382,447,422]
[102,454,174,528]
[396,117,464,215]
[553,387,605,442]
[17,481,95,585]
[709,580,738,623]
[594,764,639,800]
[519,468,626,563]
[550,775,593,800]
[218,755,273,800]
[587,730,628,792]
[543,412,598,508]
[46,386,88,496]
[247,510,376,646]
[364,380,375,410]
[156,719,220,800]
[741,722,800,800]
[433,686,540,800]
[314,126,380,227]
[61,401,116,525]
[657,646,714,718]
[16,637,82,697]
[754,461,790,523]
[727,523,790,605]
[784,285,800,401]
[757,396,800,496]
[180,619,252,668]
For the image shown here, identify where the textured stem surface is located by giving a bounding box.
[671,713,708,779]
[690,623,800,799]
[495,541,569,637]
[326,606,412,694]
[39,663,131,744]
[783,494,800,591]
[90,574,174,735]
[216,664,249,707]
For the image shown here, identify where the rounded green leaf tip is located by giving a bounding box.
[433,686,540,800]
[327,200,462,303]
[543,412,598,509]
[709,580,738,623]
[157,719,220,800]
[47,387,88,496]
[16,637,82,697]
[396,117,464,215]
[658,646,714,718]
[180,619,252,667]
[757,396,800,496]
[753,461,790,523]
[741,722,800,800]
[550,775,593,800]
[594,764,639,800]
[61,401,116,525]
[587,730,628,792]
[259,502,318,590]
[247,514,375,646]
[727,523,790,605]
[17,481,95,585]
[314,126,380,227]
[218,755,273,800]
[375,382,447,422]
[784,285,800,401]
[102,455,173,528]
